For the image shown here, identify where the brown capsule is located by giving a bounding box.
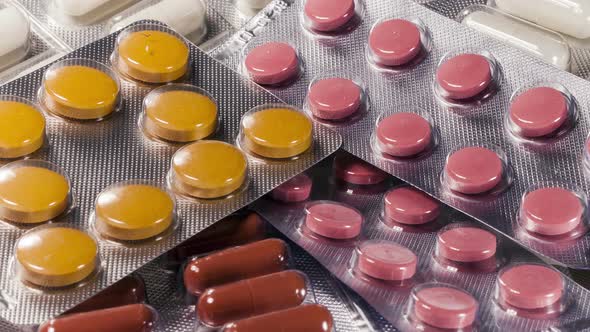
[184,238,288,296]
[222,304,334,332]
[197,270,307,327]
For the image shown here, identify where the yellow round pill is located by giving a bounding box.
[0,100,45,158]
[16,227,98,287]
[117,29,189,83]
[241,107,313,159]
[0,164,70,223]
[95,184,174,241]
[43,61,119,120]
[143,86,217,142]
[171,140,248,198]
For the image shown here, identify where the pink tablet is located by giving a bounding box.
[445,147,503,194]
[497,264,563,310]
[436,53,491,100]
[384,187,440,225]
[376,112,432,157]
[509,87,568,138]
[333,154,388,185]
[305,201,363,239]
[437,226,496,262]
[368,19,422,67]
[304,0,356,32]
[356,241,417,281]
[271,173,312,203]
[244,42,300,85]
[307,78,361,120]
[413,285,478,329]
[520,187,583,236]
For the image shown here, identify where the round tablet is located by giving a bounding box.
[303,0,355,32]
[43,64,119,120]
[16,227,98,287]
[498,264,563,309]
[244,43,300,85]
[437,226,496,262]
[307,78,361,120]
[368,19,422,67]
[305,201,363,239]
[0,100,45,158]
[445,147,503,194]
[520,187,583,236]
[95,184,174,241]
[241,107,312,159]
[271,174,312,203]
[0,165,69,223]
[384,187,440,225]
[143,88,217,142]
[509,87,568,138]
[413,285,478,329]
[436,53,492,100]
[333,153,388,185]
[376,112,432,157]
[171,140,248,199]
[117,30,189,83]
[356,241,417,281]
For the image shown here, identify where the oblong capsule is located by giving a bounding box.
[222,304,333,332]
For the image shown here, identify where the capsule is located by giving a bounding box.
[197,270,307,327]
[184,238,289,296]
[222,304,333,332]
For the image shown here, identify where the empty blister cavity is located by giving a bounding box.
[333,153,388,186]
[0,5,31,72]
[271,173,312,203]
[242,42,302,86]
[301,0,365,37]
[0,96,45,159]
[382,186,441,230]
[222,304,334,332]
[303,200,363,242]
[351,239,418,286]
[48,0,135,25]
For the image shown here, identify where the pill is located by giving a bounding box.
[241,107,312,159]
[509,87,568,138]
[497,264,563,309]
[494,0,590,40]
[184,238,288,296]
[116,29,189,83]
[376,112,432,157]
[333,153,388,185]
[0,165,69,223]
[244,43,300,85]
[94,184,174,241]
[520,187,583,236]
[356,240,417,281]
[271,173,312,202]
[303,0,355,32]
[436,54,491,100]
[307,78,361,120]
[437,226,496,262]
[368,19,422,67]
[384,187,440,225]
[39,304,156,332]
[43,62,119,120]
[444,147,503,194]
[143,86,217,142]
[16,227,98,287]
[0,6,30,71]
[171,140,247,198]
[0,100,45,159]
[461,9,570,71]
[413,285,478,329]
[235,0,271,13]
[197,270,307,327]
[305,201,363,239]
[55,0,116,17]
[222,304,333,332]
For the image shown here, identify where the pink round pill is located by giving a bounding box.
[521,187,583,236]
[244,42,300,85]
[436,53,492,100]
[368,19,422,67]
[305,201,363,239]
[413,285,478,329]
[376,112,432,157]
[271,174,312,203]
[304,0,356,32]
[445,147,503,194]
[307,78,361,120]
[333,154,388,185]
[356,241,417,281]
[509,87,568,138]
[498,264,563,310]
[384,187,440,225]
[437,226,496,262]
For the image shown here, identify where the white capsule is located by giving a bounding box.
[235,0,272,16]
[55,0,113,17]
[0,6,30,71]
